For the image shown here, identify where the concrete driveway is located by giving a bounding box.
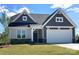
[56,43,79,50]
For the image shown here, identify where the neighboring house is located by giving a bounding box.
[8,8,76,44]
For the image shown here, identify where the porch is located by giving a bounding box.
[33,29,46,43]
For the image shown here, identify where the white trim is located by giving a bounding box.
[12,10,36,23]
[12,13,23,22]
[22,16,27,21]
[27,13,37,23]
[31,28,33,42]
[46,26,73,28]
[43,8,76,27]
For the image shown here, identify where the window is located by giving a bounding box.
[56,17,63,22]
[17,30,26,39]
[22,16,27,21]
[17,30,21,39]
[22,30,26,39]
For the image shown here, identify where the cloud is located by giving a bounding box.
[50,4,73,9]
[7,12,16,17]
[0,6,31,17]
[0,5,16,17]
[15,7,31,14]
[50,4,79,14]
[7,7,31,17]
[0,5,9,13]
[67,7,79,13]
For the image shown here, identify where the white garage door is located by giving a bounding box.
[47,29,72,43]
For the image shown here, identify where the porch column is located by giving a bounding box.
[31,28,33,42]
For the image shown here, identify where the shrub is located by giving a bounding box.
[76,34,79,43]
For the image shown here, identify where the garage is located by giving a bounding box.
[47,28,72,43]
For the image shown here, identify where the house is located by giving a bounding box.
[8,8,76,44]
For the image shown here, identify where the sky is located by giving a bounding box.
[0,4,79,34]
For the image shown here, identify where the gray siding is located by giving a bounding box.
[45,14,73,26]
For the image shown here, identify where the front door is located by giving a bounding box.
[33,29,43,43]
[33,31,38,43]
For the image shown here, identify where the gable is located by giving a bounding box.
[45,13,73,26]
[14,13,36,24]
[43,8,76,27]
[9,10,38,26]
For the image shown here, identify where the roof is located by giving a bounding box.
[42,9,58,25]
[43,8,77,27]
[30,14,49,25]
[10,13,20,22]
[10,13,49,25]
[10,8,76,27]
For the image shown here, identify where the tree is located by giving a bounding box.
[76,34,79,43]
[0,11,10,45]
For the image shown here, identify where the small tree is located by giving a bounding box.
[76,34,79,43]
[0,11,10,45]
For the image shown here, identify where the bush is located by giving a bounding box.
[77,37,79,43]
[11,39,31,44]
[0,32,9,45]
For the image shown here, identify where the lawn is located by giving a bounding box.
[0,44,79,55]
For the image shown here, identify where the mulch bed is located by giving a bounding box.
[0,44,11,48]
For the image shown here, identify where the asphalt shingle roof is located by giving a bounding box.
[30,14,49,25]
[10,14,49,25]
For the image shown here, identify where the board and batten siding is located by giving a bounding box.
[8,27,31,39]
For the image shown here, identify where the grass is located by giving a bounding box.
[0,44,79,55]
